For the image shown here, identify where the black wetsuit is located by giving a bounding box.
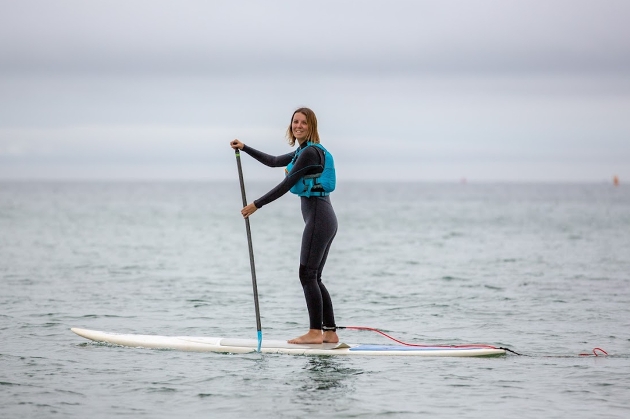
[242,143,338,331]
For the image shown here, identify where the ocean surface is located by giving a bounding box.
[1,180,629,418]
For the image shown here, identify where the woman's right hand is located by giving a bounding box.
[241,202,258,218]
[230,139,244,150]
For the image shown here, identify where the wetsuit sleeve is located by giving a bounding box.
[241,144,294,168]
[253,146,323,208]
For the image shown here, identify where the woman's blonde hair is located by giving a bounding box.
[286,107,320,146]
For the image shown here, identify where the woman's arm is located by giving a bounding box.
[243,145,294,168]
[230,139,294,168]
[253,146,323,208]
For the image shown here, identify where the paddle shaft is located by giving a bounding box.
[234,149,263,337]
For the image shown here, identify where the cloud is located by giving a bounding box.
[0,125,280,163]
[1,0,629,181]
[1,0,629,76]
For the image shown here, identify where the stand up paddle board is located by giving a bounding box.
[71,328,506,357]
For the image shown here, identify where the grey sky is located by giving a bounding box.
[1,0,629,181]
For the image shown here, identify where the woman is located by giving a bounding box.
[230,107,339,344]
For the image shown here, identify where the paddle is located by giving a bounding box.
[234,148,263,352]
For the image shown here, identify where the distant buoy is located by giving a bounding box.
[613,175,619,186]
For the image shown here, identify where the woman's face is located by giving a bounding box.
[291,112,309,143]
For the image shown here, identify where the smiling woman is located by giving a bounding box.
[230,107,339,345]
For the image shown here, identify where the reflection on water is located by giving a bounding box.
[297,357,363,393]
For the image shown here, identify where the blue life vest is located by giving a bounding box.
[285,142,336,197]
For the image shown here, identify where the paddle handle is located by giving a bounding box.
[235,149,262,351]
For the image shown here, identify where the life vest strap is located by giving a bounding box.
[306,191,330,197]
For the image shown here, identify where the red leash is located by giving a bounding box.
[338,326,499,349]
[579,347,609,357]
[339,326,607,357]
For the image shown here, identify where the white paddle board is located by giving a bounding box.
[71,328,506,357]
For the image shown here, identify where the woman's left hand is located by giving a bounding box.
[230,139,244,150]
[241,203,258,218]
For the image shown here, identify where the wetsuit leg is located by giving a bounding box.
[299,196,338,330]
[317,236,336,328]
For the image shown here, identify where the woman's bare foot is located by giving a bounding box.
[323,330,339,343]
[288,329,323,344]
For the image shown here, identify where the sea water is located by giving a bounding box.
[1,181,629,418]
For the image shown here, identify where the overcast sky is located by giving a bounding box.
[1,0,629,182]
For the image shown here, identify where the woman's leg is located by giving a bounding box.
[317,237,338,342]
[288,197,338,344]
